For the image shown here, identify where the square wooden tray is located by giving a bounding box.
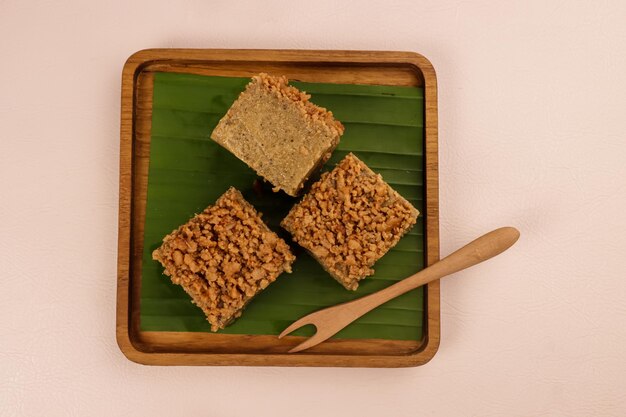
[116,49,439,367]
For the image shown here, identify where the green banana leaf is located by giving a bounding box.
[140,72,425,340]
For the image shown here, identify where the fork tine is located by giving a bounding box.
[287,332,328,353]
[278,316,314,339]
[278,314,330,353]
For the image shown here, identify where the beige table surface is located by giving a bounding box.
[2,0,626,415]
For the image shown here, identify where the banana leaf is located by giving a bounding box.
[140,72,425,340]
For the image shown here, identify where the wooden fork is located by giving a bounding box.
[279,226,520,353]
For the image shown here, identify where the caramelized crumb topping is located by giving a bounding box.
[281,153,419,290]
[153,187,295,331]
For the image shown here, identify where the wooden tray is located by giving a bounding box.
[116,49,439,367]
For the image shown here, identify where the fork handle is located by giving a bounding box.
[340,227,520,317]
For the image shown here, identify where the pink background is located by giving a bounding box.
[2,0,626,415]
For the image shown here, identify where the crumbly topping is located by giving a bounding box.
[281,153,419,290]
[152,187,295,331]
[252,73,345,139]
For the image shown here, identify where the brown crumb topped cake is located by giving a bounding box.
[210,73,344,197]
[152,187,295,331]
[281,153,419,291]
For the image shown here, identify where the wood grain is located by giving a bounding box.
[143,62,422,86]
[116,49,439,367]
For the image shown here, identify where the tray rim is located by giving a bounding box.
[116,48,440,367]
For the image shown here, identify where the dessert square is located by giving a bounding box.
[152,187,295,331]
[281,153,419,290]
[210,73,344,196]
